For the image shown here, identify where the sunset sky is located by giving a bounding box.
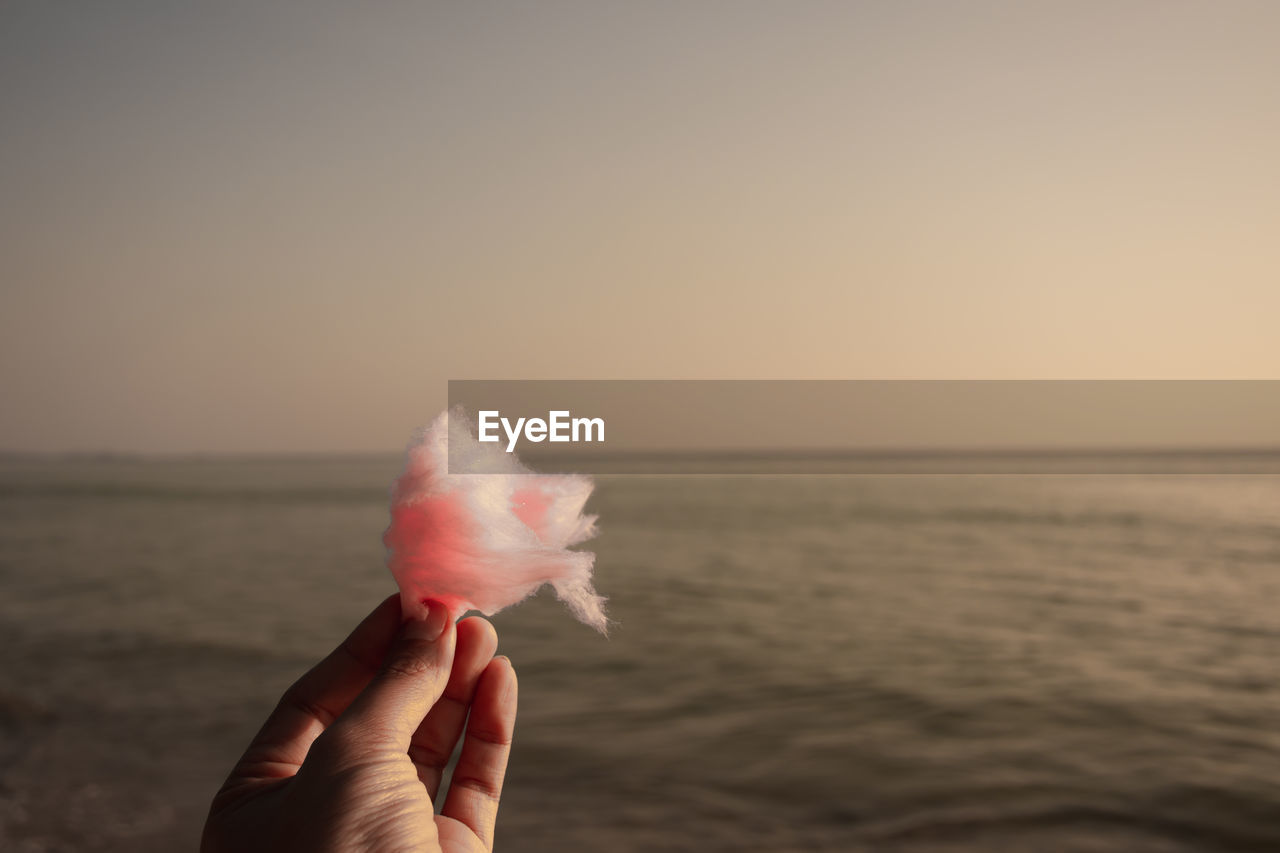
[2,1,1277,452]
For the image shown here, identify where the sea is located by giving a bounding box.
[1,454,1278,852]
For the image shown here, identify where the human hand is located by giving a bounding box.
[201,595,517,853]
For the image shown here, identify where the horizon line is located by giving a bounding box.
[6,443,1280,462]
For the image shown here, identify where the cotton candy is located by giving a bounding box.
[383,406,607,632]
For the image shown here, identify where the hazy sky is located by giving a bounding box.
[2,1,1277,452]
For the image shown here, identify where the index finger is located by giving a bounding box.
[441,656,518,850]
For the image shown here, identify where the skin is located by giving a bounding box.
[201,595,517,853]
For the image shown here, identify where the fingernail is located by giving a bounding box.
[404,598,450,642]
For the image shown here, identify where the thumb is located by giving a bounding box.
[334,598,456,750]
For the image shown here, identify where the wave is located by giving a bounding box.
[851,795,1280,851]
[0,482,389,505]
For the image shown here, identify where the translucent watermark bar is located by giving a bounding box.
[447,380,1280,474]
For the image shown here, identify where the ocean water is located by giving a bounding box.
[1,456,1279,852]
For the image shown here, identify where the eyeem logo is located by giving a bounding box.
[477,410,605,453]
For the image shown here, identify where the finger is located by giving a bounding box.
[409,616,499,798]
[330,598,456,750]
[236,594,402,773]
[441,656,517,851]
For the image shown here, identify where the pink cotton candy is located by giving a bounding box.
[383,407,607,632]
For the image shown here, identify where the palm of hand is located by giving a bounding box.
[202,598,516,853]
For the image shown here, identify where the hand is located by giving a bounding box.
[201,595,517,853]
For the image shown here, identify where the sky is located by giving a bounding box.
[2,1,1278,453]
